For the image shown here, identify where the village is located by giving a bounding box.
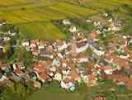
[0,12,132,92]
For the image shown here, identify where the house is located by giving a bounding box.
[57,41,69,51]
[78,57,89,63]
[68,66,81,83]
[103,12,108,17]
[32,50,39,56]
[3,37,10,41]
[128,38,132,46]
[94,96,106,100]
[60,80,75,91]
[52,58,61,67]
[14,68,24,77]
[0,20,6,26]
[33,61,49,83]
[62,69,70,76]
[33,81,42,89]
[10,73,21,82]
[110,23,120,31]
[0,75,8,82]
[119,54,130,59]
[0,23,3,27]
[108,18,112,22]
[91,46,105,56]
[107,74,132,89]
[29,72,38,80]
[49,66,56,72]
[22,41,30,47]
[81,75,88,83]
[100,66,113,75]
[86,19,92,23]
[93,21,101,27]
[57,53,63,59]
[38,45,44,49]
[0,64,12,76]
[11,32,16,36]
[53,72,62,82]
[39,48,53,59]
[89,32,98,40]
[8,30,16,36]
[105,52,129,69]
[76,42,89,53]
[47,45,54,53]
[76,54,89,63]
[11,63,25,71]
[69,26,77,33]
[30,41,37,49]
[96,30,101,34]
[88,74,97,86]
[62,19,71,25]
[76,38,88,48]
[10,64,25,77]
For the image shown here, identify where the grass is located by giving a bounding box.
[0,0,131,40]
[27,88,83,100]
[27,80,132,100]
[0,0,28,6]
[0,1,97,40]
[0,2,96,23]
[27,82,85,100]
[17,22,65,40]
[51,3,96,17]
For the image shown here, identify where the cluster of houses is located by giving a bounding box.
[0,20,17,56]
[0,62,27,85]
[0,13,132,91]
[21,12,132,90]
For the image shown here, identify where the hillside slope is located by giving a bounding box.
[0,0,131,39]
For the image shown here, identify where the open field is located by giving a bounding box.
[17,22,65,40]
[27,87,84,100]
[27,82,89,100]
[0,0,27,6]
[0,0,131,40]
[27,81,132,100]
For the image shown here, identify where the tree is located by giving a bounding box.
[0,83,29,100]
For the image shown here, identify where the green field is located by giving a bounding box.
[27,81,132,100]
[18,22,66,40]
[0,1,132,100]
[27,82,87,100]
[0,0,131,40]
[27,87,84,100]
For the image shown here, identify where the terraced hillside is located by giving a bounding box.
[0,0,131,39]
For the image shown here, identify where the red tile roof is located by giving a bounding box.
[107,74,132,89]
[33,61,49,80]
[105,52,129,68]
